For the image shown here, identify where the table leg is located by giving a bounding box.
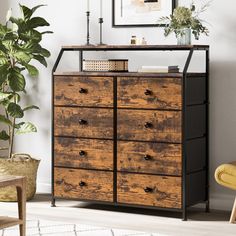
[16,178,26,236]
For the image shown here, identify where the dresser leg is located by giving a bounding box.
[205,200,210,213]
[51,198,56,207]
[182,209,187,221]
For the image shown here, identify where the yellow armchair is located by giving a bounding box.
[215,162,236,223]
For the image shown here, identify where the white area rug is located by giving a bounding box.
[0,220,168,236]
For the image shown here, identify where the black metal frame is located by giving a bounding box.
[51,45,210,220]
[112,0,176,28]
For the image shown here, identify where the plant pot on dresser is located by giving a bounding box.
[52,45,210,221]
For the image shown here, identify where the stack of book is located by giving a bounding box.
[138,65,180,73]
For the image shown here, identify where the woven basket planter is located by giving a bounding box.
[0,154,40,201]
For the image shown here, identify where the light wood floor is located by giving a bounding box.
[0,194,236,236]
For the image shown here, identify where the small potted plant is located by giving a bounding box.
[0,4,52,201]
[159,3,210,45]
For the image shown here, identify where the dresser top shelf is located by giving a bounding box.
[53,71,206,78]
[62,44,209,51]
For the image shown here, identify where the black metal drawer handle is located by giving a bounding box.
[144,122,153,129]
[79,181,86,187]
[79,150,86,157]
[144,187,154,193]
[144,89,152,96]
[79,119,87,125]
[79,88,88,94]
[144,155,152,161]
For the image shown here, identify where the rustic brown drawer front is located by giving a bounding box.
[117,77,181,109]
[55,138,113,170]
[117,110,181,143]
[117,141,182,176]
[54,107,113,139]
[117,173,181,209]
[54,76,113,107]
[54,168,113,202]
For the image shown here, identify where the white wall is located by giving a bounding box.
[1,0,236,211]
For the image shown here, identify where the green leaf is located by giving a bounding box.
[14,51,32,63]
[0,93,20,108]
[31,5,47,14]
[0,64,9,86]
[33,54,47,67]
[20,29,42,42]
[25,64,39,77]
[40,48,50,57]
[9,69,26,92]
[0,24,9,38]
[0,115,12,126]
[0,130,10,141]
[2,40,13,51]
[28,17,50,28]
[7,103,24,118]
[41,31,53,35]
[23,105,40,112]
[20,5,32,20]
[15,122,37,134]
[33,44,50,57]
[0,43,7,54]
[191,4,196,12]
[20,4,46,21]
[0,55,8,65]
[14,122,25,129]
[0,92,12,102]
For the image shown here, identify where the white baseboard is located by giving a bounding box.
[210,193,235,211]
[36,183,235,211]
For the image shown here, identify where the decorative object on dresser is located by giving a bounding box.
[83,59,128,72]
[130,36,148,45]
[159,2,210,45]
[98,0,106,45]
[85,0,92,45]
[52,44,209,221]
[0,4,52,201]
[113,0,176,27]
[138,65,179,73]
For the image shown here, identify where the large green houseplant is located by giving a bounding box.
[0,4,52,201]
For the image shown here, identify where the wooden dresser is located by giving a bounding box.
[52,45,210,220]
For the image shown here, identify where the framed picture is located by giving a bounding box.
[112,0,176,27]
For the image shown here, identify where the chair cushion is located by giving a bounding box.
[215,162,236,190]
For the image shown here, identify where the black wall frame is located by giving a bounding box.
[112,0,176,27]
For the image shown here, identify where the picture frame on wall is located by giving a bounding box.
[112,0,176,27]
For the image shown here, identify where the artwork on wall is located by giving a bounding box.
[112,0,176,27]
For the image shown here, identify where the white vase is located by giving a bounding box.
[177,28,191,45]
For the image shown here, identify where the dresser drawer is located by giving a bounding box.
[54,107,113,139]
[117,77,181,109]
[55,137,113,170]
[117,173,181,209]
[117,110,181,143]
[54,76,113,107]
[117,141,182,176]
[54,168,113,202]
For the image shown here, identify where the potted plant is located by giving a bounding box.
[159,3,210,45]
[0,4,52,201]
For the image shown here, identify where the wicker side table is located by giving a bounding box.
[0,176,26,236]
